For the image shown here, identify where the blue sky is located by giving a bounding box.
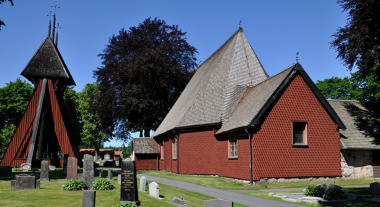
[0,1,350,147]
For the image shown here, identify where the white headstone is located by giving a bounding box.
[20,163,31,172]
[118,174,121,185]
[139,176,146,192]
[149,182,161,199]
[104,153,110,160]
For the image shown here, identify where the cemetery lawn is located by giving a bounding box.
[139,170,379,190]
[245,188,380,207]
[0,177,245,207]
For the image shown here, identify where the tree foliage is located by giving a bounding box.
[62,87,82,148]
[0,79,33,158]
[332,0,380,79]
[78,83,109,150]
[0,0,14,31]
[93,17,197,137]
[316,70,380,101]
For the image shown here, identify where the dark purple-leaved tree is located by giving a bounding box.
[331,0,380,80]
[0,0,14,31]
[93,17,197,138]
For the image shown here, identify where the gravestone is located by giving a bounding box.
[83,154,94,189]
[49,165,56,171]
[107,169,112,180]
[120,159,139,205]
[20,163,31,172]
[82,190,96,207]
[204,199,234,207]
[149,182,161,199]
[0,166,12,177]
[139,176,146,192]
[11,174,40,190]
[104,153,110,160]
[171,196,187,206]
[63,154,69,175]
[118,174,121,185]
[98,169,103,178]
[67,157,78,180]
[370,182,380,194]
[40,160,49,182]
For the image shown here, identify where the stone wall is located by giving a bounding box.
[341,150,373,178]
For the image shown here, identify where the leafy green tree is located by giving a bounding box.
[332,0,380,79]
[78,83,109,152]
[93,17,197,137]
[316,70,380,102]
[0,78,33,158]
[0,0,14,31]
[62,87,82,148]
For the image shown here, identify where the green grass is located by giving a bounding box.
[245,188,380,207]
[0,176,231,207]
[139,170,380,190]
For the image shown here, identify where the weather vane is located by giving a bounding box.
[296,52,299,63]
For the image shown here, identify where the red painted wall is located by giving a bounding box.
[178,130,218,175]
[134,154,157,170]
[216,138,251,180]
[251,75,341,180]
[156,74,341,180]
[0,81,42,167]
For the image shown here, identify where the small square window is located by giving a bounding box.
[172,138,177,160]
[293,122,307,145]
[228,139,238,158]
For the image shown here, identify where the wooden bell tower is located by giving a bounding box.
[0,18,79,168]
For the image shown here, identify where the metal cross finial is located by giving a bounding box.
[47,11,52,37]
[296,52,299,63]
[239,20,242,29]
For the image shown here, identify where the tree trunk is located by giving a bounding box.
[144,128,150,137]
[139,130,143,137]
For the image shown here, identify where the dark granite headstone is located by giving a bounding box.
[120,159,139,205]
[107,169,112,180]
[40,160,49,182]
[0,166,12,177]
[370,182,380,194]
[83,154,94,189]
[63,154,69,175]
[82,190,96,207]
[67,157,78,180]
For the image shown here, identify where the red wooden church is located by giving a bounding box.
[0,24,79,168]
[146,28,346,183]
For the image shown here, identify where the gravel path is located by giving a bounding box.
[138,174,303,207]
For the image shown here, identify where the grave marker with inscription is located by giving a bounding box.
[107,169,112,180]
[120,159,139,205]
[66,157,78,180]
[40,160,49,182]
[83,154,94,189]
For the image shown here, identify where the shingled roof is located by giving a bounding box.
[21,37,75,86]
[133,138,159,154]
[216,64,345,135]
[153,29,269,138]
[328,100,380,150]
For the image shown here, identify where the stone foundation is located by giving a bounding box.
[341,150,373,178]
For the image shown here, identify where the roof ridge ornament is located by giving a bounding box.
[296,52,300,63]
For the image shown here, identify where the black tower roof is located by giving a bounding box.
[21,37,75,86]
